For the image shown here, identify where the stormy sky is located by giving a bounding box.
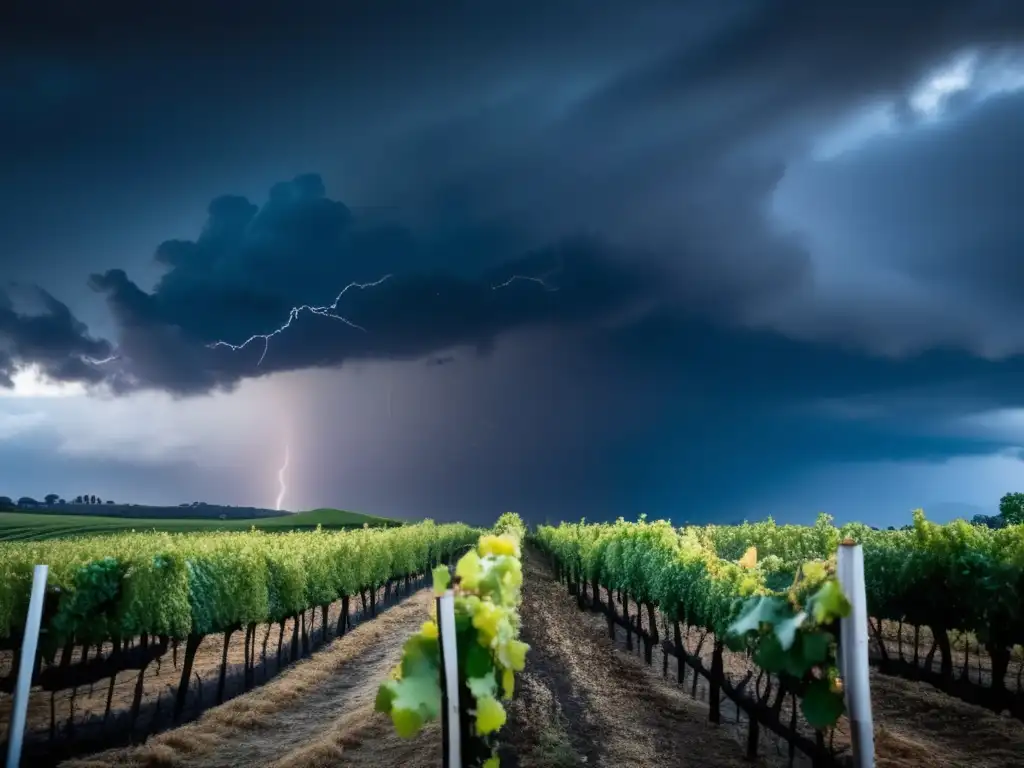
[2,0,1024,526]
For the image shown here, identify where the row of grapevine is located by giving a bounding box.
[700,511,1024,714]
[0,522,477,655]
[534,517,854,765]
[376,512,530,768]
[1,522,480,761]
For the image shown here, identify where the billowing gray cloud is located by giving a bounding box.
[84,174,666,395]
[0,285,113,389]
[770,85,1024,356]
[0,1,1021,393]
[3,1,1023,394]
[334,1,1024,353]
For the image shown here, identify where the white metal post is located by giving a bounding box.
[438,590,461,768]
[837,542,875,768]
[6,564,48,768]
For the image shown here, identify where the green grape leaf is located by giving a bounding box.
[753,633,787,673]
[772,610,806,651]
[724,629,749,653]
[433,566,451,595]
[400,634,439,679]
[392,707,425,738]
[801,678,846,729]
[466,640,495,679]
[467,673,498,701]
[727,595,788,637]
[375,681,397,713]
[799,631,832,667]
[475,695,507,735]
[390,673,442,721]
[806,580,851,624]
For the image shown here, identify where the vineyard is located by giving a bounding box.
[535,511,1024,766]
[2,511,1023,768]
[0,521,478,764]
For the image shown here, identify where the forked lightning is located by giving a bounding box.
[206,271,557,367]
[207,275,393,365]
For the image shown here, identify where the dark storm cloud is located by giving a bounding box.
[355,0,1024,347]
[771,87,1024,356]
[549,308,1024,521]
[583,0,1024,115]
[4,1,1024,396]
[0,285,114,388]
[85,175,665,394]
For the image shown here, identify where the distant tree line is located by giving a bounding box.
[973,492,1024,529]
[0,494,116,509]
[0,495,219,511]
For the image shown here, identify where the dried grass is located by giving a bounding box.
[62,591,434,768]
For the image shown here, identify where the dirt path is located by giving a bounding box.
[62,590,441,768]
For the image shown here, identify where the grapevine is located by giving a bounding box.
[0,521,480,649]
[537,510,1024,729]
[725,554,851,729]
[534,517,852,728]
[376,514,529,768]
[701,510,1024,659]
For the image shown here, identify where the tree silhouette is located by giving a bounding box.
[17,497,38,506]
[0,496,14,510]
[44,494,59,505]
[998,492,1024,525]
[106,499,115,504]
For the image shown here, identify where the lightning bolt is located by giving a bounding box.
[83,354,120,365]
[490,275,559,291]
[275,441,290,512]
[207,274,393,366]
[207,269,558,370]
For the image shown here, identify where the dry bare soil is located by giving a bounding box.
[61,552,1024,768]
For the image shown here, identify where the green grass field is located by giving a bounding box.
[0,507,400,541]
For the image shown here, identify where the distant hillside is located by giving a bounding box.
[0,507,402,541]
[252,508,399,530]
[1,503,286,520]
